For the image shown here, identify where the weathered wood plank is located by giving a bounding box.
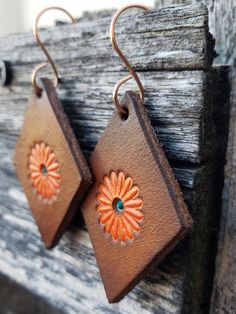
[0,4,230,314]
[0,4,214,73]
[0,4,215,165]
[210,75,236,314]
[155,2,236,313]
[155,0,236,65]
[207,3,236,312]
[0,71,207,163]
[0,273,63,314]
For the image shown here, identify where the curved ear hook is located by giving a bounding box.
[110,4,149,114]
[31,7,76,95]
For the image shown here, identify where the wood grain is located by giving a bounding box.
[0,4,230,314]
[155,0,236,65]
[0,71,213,163]
[210,75,236,314]
[208,2,236,313]
[155,1,236,312]
[0,4,214,72]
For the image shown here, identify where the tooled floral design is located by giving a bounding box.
[28,142,60,202]
[97,171,144,242]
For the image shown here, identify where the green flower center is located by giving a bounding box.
[40,164,47,175]
[113,198,124,213]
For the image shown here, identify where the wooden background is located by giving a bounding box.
[0,2,234,313]
[155,1,236,313]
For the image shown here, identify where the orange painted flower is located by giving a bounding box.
[28,142,60,202]
[97,171,144,242]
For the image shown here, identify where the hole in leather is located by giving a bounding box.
[119,107,129,121]
[112,197,124,214]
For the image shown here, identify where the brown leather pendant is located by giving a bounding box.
[13,78,92,248]
[81,91,192,303]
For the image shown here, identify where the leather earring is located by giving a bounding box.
[81,4,193,303]
[13,7,92,248]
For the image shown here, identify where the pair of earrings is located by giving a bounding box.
[13,5,192,303]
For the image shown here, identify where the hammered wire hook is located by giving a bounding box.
[32,7,76,95]
[110,4,149,114]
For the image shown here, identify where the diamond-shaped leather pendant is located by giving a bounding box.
[81,91,192,302]
[13,78,92,248]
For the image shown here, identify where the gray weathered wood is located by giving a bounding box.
[210,75,236,314]
[207,2,236,313]
[155,1,236,312]
[155,1,236,313]
[0,4,214,72]
[0,4,230,314]
[0,70,212,163]
[208,3,236,313]
[155,0,236,66]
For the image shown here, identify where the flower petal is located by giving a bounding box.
[118,218,127,242]
[29,155,40,167]
[123,213,141,232]
[47,183,55,199]
[103,176,114,198]
[122,186,139,202]
[111,217,119,240]
[32,148,41,163]
[117,172,125,196]
[48,172,61,180]
[42,181,50,198]
[110,172,118,196]
[125,208,144,221]
[97,194,111,206]
[29,164,40,172]
[120,227,126,242]
[41,181,49,199]
[37,178,44,195]
[35,143,41,155]
[48,176,60,189]
[33,175,42,188]
[45,152,56,167]
[30,172,41,180]
[47,178,57,193]
[47,162,60,172]
[124,198,143,209]
[43,146,50,164]
[105,214,116,233]
[122,216,134,239]
[99,211,113,224]
[47,180,56,198]
[120,177,133,199]
[99,184,113,201]
[97,204,112,214]
[40,142,46,160]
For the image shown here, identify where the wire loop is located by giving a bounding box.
[31,7,76,95]
[110,4,149,114]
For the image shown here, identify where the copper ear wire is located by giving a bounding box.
[110,4,149,114]
[31,7,76,95]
